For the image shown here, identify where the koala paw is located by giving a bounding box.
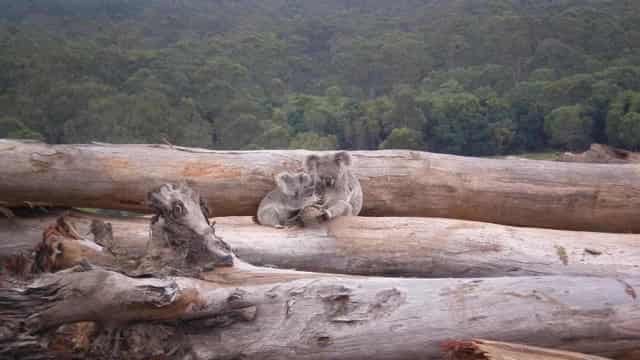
[301,205,324,226]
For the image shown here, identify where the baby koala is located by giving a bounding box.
[256,171,318,228]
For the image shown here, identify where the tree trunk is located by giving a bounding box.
[2,140,640,232]
[2,268,640,359]
[443,339,615,360]
[3,210,640,278]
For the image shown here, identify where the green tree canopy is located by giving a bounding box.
[289,132,337,150]
[607,91,640,150]
[544,105,593,151]
[1,0,640,156]
[379,127,425,150]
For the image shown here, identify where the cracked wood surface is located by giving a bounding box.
[3,270,639,359]
[2,210,640,277]
[2,140,640,232]
[181,275,640,360]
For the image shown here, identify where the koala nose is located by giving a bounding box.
[218,255,234,266]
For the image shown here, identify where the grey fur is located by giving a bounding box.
[256,171,318,228]
[304,151,363,223]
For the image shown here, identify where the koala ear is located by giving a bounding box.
[334,151,352,166]
[276,172,296,196]
[305,154,320,171]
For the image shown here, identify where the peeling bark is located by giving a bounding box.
[2,140,640,232]
[2,269,640,359]
[3,211,640,278]
[30,216,118,274]
[3,182,639,359]
[0,266,256,359]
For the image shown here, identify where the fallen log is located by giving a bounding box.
[442,339,614,360]
[2,140,640,232]
[3,268,640,359]
[3,210,640,278]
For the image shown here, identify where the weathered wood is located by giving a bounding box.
[3,183,639,359]
[3,210,640,278]
[442,339,613,360]
[2,140,640,232]
[0,266,260,359]
[0,209,150,260]
[30,216,117,273]
[3,268,640,359]
[559,144,640,164]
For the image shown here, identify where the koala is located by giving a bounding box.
[303,151,363,224]
[256,171,318,228]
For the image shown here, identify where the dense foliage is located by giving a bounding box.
[1,0,640,155]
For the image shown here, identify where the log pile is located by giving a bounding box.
[1,141,639,359]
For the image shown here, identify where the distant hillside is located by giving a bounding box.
[1,0,639,155]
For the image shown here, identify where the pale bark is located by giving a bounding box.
[443,339,613,360]
[2,140,640,232]
[2,268,640,359]
[3,182,640,360]
[3,210,640,278]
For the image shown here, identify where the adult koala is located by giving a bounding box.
[256,171,317,228]
[302,151,363,224]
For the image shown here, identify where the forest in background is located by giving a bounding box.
[1,0,640,156]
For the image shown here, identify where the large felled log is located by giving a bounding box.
[3,210,640,277]
[442,339,613,360]
[3,268,640,359]
[2,140,640,232]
